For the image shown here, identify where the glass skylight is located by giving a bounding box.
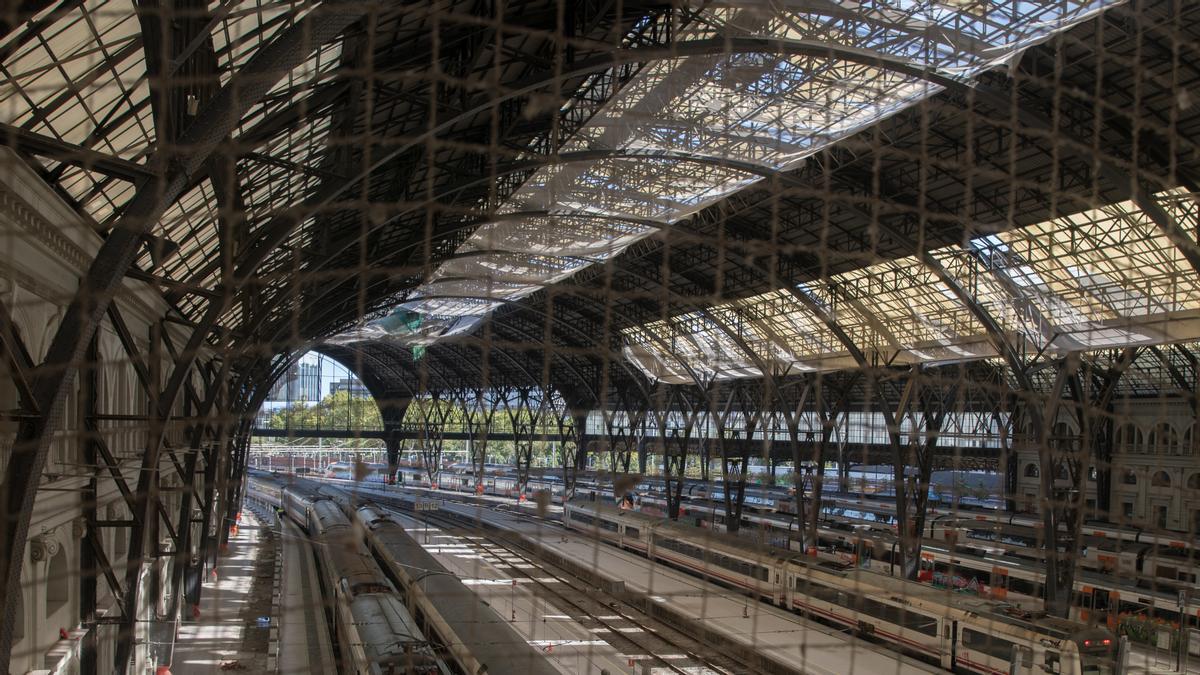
[351,0,1122,345]
[627,188,1200,383]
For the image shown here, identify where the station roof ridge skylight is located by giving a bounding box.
[338,0,1123,346]
[623,187,1200,384]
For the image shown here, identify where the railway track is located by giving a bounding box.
[389,503,762,675]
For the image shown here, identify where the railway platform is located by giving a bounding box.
[170,511,273,675]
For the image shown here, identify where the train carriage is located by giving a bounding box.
[563,499,1118,675]
[279,483,447,674]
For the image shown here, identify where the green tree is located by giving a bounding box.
[263,390,384,448]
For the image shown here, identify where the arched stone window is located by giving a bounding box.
[1116,423,1142,450]
[1187,473,1200,490]
[1154,423,1178,453]
[1151,471,1171,488]
[1024,463,1040,478]
[1122,470,1138,485]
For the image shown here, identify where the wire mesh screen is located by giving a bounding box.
[0,0,1198,673]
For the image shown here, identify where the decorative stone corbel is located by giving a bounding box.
[29,529,60,562]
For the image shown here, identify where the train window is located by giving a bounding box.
[600,519,618,532]
[625,526,639,538]
[794,578,841,604]
[572,512,595,525]
[961,627,1018,661]
[855,598,938,636]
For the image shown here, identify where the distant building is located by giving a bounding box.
[296,362,321,401]
[330,377,371,399]
[268,362,323,403]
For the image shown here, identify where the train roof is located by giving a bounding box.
[566,498,1105,641]
[568,498,798,564]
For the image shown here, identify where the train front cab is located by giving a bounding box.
[954,622,1115,675]
[1073,628,1117,675]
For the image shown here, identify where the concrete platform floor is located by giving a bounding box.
[171,513,273,674]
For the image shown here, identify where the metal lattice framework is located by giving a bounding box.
[1,0,1200,671]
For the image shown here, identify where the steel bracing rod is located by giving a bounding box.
[166,354,229,626]
[158,326,207,414]
[106,301,156,403]
[1148,345,1196,401]
[111,318,177,673]
[0,121,155,184]
[111,302,227,657]
[0,3,373,666]
[80,332,99,675]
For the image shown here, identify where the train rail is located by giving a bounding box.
[390,503,750,675]
[247,472,561,675]
[333,480,945,675]
[376,465,1200,629]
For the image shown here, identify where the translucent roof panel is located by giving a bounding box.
[463,215,655,260]
[136,178,220,280]
[0,0,153,224]
[362,0,1122,345]
[0,0,342,322]
[211,0,319,87]
[626,187,1200,382]
[983,187,1200,348]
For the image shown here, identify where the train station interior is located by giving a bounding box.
[0,0,1198,673]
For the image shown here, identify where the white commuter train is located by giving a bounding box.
[563,498,1119,675]
[379,466,1198,627]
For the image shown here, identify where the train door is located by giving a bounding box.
[1079,587,1115,627]
[854,536,872,568]
[918,552,935,582]
[1103,591,1118,631]
[1078,586,1095,623]
[774,563,787,608]
[990,566,1009,600]
[944,620,958,671]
